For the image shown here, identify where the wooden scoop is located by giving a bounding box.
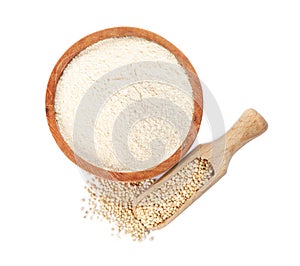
[133,109,268,230]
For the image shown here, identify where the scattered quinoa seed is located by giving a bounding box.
[82,175,155,241]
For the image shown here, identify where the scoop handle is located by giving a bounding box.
[222,108,268,157]
[204,109,268,178]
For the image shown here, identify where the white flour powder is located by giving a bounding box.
[55,37,194,172]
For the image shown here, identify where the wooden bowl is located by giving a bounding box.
[45,27,203,182]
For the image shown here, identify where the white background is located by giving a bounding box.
[1,0,299,265]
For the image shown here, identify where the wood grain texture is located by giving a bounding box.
[133,109,268,229]
[45,27,203,182]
